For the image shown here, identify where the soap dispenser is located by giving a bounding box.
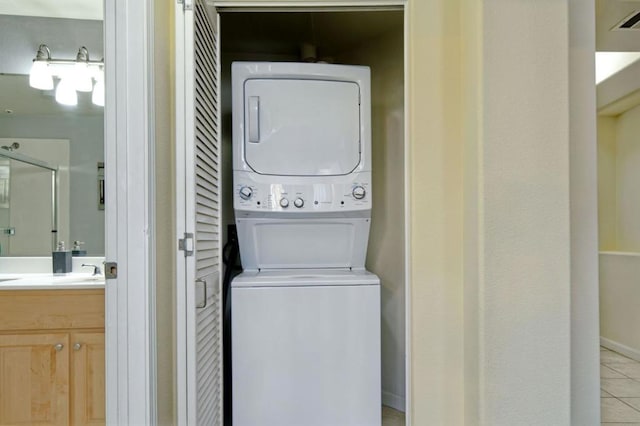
[72,240,87,257]
[52,241,72,274]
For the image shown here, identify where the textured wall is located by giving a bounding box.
[480,0,571,423]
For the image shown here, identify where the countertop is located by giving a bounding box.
[0,273,105,290]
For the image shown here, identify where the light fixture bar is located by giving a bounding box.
[29,43,105,107]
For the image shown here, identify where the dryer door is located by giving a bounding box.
[243,78,361,176]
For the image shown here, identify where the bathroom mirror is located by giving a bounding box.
[0,10,104,256]
[0,139,70,256]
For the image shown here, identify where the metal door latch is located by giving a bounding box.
[104,262,118,279]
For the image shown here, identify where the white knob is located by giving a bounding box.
[239,186,253,200]
[352,186,366,200]
[279,198,289,208]
[54,343,64,352]
[73,343,82,351]
[294,198,304,208]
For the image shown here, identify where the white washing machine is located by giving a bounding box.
[231,62,381,426]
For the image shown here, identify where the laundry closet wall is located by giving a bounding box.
[219,9,406,411]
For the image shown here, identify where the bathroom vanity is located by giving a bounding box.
[0,283,105,425]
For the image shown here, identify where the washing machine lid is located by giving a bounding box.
[243,78,361,176]
[231,269,380,288]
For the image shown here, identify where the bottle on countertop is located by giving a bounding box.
[52,241,72,274]
[72,240,87,257]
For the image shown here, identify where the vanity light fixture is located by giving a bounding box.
[29,45,54,90]
[29,44,104,107]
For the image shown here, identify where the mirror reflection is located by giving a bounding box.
[0,11,104,256]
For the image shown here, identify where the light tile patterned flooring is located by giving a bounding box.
[382,405,405,426]
[601,346,640,425]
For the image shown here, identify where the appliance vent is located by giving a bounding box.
[612,10,640,30]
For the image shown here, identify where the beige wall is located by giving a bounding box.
[407,0,464,423]
[338,28,406,409]
[155,0,176,424]
[600,253,640,357]
[615,104,640,251]
[598,115,617,251]
[476,0,571,423]
[153,0,595,424]
[597,103,640,252]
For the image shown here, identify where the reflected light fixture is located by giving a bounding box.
[92,69,105,107]
[55,72,78,106]
[29,44,54,90]
[28,44,104,107]
[74,46,93,92]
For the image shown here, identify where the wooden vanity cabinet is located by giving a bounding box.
[0,289,105,426]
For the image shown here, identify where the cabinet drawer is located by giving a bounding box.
[0,290,104,331]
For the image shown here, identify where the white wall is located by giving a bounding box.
[0,115,105,255]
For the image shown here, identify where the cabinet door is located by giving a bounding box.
[70,332,105,426]
[0,333,69,426]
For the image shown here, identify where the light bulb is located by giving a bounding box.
[55,75,78,106]
[29,61,53,90]
[74,62,93,92]
[92,72,104,107]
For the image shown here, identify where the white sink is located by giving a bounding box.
[0,273,105,289]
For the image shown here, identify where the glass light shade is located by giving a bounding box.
[92,74,105,107]
[73,62,93,92]
[55,76,78,106]
[29,61,53,90]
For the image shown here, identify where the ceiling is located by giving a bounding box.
[597,0,640,51]
[0,0,102,21]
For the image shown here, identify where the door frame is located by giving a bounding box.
[104,0,157,424]
[209,0,411,420]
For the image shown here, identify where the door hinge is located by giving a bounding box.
[179,233,194,257]
[104,262,118,279]
[178,0,193,11]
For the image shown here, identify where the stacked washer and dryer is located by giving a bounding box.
[231,62,381,426]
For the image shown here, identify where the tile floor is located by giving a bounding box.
[382,405,405,426]
[601,346,640,425]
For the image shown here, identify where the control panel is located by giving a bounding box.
[234,180,371,212]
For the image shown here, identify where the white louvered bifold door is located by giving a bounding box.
[176,0,222,424]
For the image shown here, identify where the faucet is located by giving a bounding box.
[82,263,102,276]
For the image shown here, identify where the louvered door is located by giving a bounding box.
[176,0,222,424]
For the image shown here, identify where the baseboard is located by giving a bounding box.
[601,336,640,362]
[382,390,405,412]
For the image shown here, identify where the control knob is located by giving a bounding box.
[294,198,304,208]
[279,198,289,208]
[352,185,366,200]
[239,186,253,200]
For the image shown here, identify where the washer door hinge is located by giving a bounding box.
[179,233,194,257]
